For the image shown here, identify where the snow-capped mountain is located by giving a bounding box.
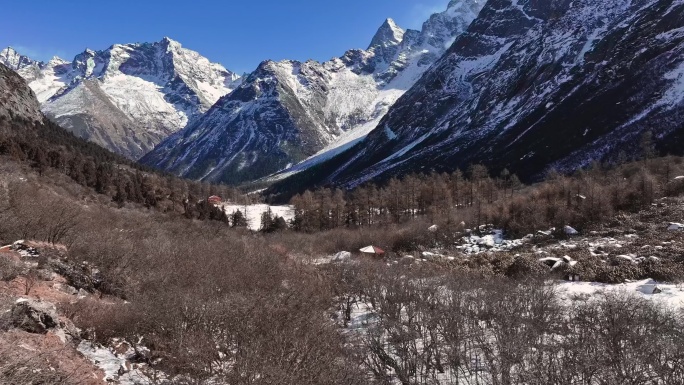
[0,47,39,72]
[0,62,44,124]
[141,0,484,184]
[276,0,684,190]
[0,38,240,159]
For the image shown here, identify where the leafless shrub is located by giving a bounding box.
[0,256,21,281]
[0,341,97,385]
[351,268,684,385]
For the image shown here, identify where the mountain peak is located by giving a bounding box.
[368,18,405,51]
[2,47,18,55]
[47,56,68,66]
[384,17,400,29]
[160,36,181,49]
[0,47,38,71]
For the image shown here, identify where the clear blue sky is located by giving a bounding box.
[1,0,450,74]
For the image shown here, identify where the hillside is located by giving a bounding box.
[0,62,241,219]
[271,0,684,192]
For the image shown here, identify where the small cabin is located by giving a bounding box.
[207,195,223,205]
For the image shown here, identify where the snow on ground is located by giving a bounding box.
[100,73,189,133]
[221,203,295,231]
[345,301,376,331]
[457,227,526,254]
[556,279,684,310]
[78,341,153,385]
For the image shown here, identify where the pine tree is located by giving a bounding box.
[271,216,288,232]
[231,209,248,228]
[95,163,112,194]
[260,207,274,232]
[113,177,127,207]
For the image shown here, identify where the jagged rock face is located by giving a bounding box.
[0,47,39,72]
[0,38,240,160]
[298,0,684,188]
[366,18,406,68]
[0,63,44,125]
[142,1,485,184]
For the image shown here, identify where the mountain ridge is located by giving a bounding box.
[0,38,241,159]
[268,0,684,192]
[141,0,485,184]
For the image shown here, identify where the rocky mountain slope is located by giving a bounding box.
[141,0,484,184]
[0,40,240,159]
[278,0,684,189]
[0,62,44,125]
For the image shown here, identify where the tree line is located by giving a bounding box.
[286,134,684,236]
[0,115,248,221]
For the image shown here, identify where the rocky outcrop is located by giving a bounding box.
[0,63,44,125]
[11,299,58,334]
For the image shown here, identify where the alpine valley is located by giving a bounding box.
[2,0,485,184]
[4,0,684,192]
[6,2,684,384]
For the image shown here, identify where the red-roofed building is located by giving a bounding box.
[208,196,223,205]
[360,246,385,256]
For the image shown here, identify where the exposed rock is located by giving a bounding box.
[667,222,684,231]
[0,63,44,125]
[564,226,579,236]
[400,255,415,265]
[11,299,58,334]
[332,251,352,262]
[48,259,97,293]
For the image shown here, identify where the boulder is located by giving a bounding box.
[421,251,441,260]
[48,259,96,293]
[55,282,79,296]
[564,226,579,235]
[332,251,352,262]
[667,223,684,231]
[10,240,39,258]
[11,299,58,334]
[400,256,415,265]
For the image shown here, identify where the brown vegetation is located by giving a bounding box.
[287,155,684,238]
[2,118,684,383]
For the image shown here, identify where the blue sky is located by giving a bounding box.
[1,0,450,74]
